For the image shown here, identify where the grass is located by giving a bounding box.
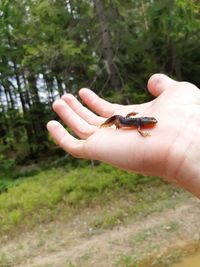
[117,255,139,267]
[129,221,180,246]
[140,244,199,267]
[89,188,187,230]
[0,163,188,236]
[0,252,13,266]
[116,233,200,267]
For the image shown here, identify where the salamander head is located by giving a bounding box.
[140,117,157,126]
[148,117,157,124]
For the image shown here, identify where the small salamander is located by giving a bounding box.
[100,112,157,137]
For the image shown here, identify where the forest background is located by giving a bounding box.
[0,0,199,187]
[0,1,200,266]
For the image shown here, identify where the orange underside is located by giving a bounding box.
[118,123,156,129]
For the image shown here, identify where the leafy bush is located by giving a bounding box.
[0,154,17,192]
[0,180,15,193]
[0,163,183,235]
[0,154,16,179]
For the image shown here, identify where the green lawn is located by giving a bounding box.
[0,163,187,235]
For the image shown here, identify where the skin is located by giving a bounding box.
[47,74,200,198]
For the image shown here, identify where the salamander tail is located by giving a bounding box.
[100,115,118,128]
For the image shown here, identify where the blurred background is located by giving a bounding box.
[0,1,200,266]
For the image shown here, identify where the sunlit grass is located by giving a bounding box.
[0,163,187,235]
[0,252,12,266]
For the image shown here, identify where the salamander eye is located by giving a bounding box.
[150,117,157,123]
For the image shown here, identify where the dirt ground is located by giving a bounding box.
[1,196,200,267]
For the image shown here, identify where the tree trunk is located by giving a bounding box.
[27,73,40,106]
[56,75,64,97]
[13,63,34,150]
[94,0,122,90]
[44,74,55,104]
[171,42,182,81]
[27,73,47,154]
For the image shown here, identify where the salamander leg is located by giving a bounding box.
[114,120,123,129]
[137,125,150,137]
[126,112,138,118]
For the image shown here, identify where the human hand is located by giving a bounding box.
[47,74,200,197]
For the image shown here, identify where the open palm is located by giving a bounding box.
[47,74,200,197]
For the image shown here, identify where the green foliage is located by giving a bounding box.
[0,155,16,186]
[117,255,139,267]
[0,163,185,235]
[0,154,15,174]
[0,252,12,267]
[0,0,199,157]
[0,179,15,193]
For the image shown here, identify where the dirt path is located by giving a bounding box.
[1,197,200,267]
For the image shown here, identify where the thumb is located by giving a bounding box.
[147,73,178,97]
